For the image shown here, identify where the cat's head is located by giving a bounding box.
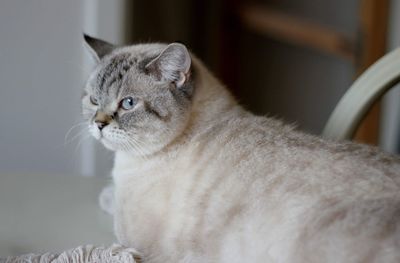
[82,35,194,155]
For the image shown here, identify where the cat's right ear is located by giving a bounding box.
[83,34,115,62]
[145,43,191,88]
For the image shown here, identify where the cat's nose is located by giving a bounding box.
[95,120,108,130]
[94,111,112,130]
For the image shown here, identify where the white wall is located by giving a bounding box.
[0,0,84,175]
[0,0,131,176]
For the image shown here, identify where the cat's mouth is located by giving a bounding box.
[94,128,124,151]
[89,124,140,153]
[100,138,115,151]
[89,125,102,140]
[96,132,118,150]
[98,130,113,143]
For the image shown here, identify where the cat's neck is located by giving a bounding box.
[185,57,239,132]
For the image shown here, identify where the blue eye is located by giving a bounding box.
[120,97,136,110]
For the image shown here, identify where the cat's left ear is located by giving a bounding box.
[145,43,191,87]
[83,34,115,62]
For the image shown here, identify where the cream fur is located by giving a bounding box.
[83,39,400,262]
[110,58,400,262]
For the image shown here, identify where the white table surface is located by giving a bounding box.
[0,174,116,257]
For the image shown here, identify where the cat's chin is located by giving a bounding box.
[89,126,120,151]
[99,138,118,151]
[99,138,147,156]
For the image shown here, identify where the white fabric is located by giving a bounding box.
[1,244,140,263]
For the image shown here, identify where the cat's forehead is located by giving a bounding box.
[87,43,168,96]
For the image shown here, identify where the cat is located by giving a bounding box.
[82,34,400,263]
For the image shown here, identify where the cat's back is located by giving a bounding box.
[199,111,400,196]
[191,110,400,219]
[189,112,400,262]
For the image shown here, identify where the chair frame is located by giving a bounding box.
[322,48,400,141]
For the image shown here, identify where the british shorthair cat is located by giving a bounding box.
[83,35,400,263]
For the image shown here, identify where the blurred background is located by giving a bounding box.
[0,0,400,177]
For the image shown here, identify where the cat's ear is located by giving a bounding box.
[83,34,115,62]
[145,43,191,87]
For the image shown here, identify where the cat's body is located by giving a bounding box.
[83,36,400,263]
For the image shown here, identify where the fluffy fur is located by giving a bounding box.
[83,35,400,263]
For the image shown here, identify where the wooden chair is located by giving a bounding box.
[322,48,400,141]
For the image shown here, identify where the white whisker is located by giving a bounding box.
[74,133,92,154]
[64,122,88,145]
[64,128,89,146]
[127,138,149,160]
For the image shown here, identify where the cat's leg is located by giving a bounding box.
[99,184,115,215]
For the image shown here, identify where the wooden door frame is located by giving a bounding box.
[354,0,389,144]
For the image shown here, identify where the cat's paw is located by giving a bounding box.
[99,184,115,215]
